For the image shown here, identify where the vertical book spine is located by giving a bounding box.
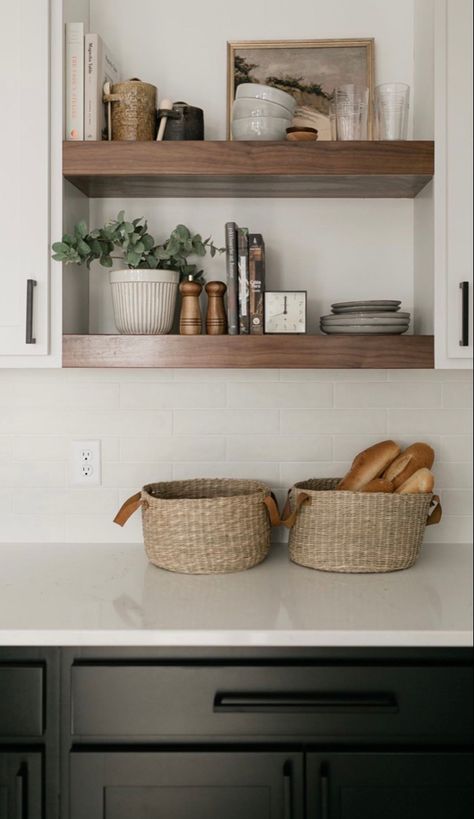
[225,222,239,335]
[249,234,265,334]
[65,22,84,140]
[84,33,99,140]
[238,228,249,334]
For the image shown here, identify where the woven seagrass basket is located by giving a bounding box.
[282,478,442,574]
[114,479,280,574]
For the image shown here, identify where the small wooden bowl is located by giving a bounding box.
[286,126,319,142]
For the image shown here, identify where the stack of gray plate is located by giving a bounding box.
[320,300,410,335]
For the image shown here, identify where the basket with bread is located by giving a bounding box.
[282,440,442,573]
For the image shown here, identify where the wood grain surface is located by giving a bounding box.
[63,140,434,198]
[62,334,435,369]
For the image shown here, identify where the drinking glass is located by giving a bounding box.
[375,83,410,139]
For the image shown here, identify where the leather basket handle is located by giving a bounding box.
[281,491,311,529]
[426,494,442,526]
[263,493,281,527]
[114,492,147,527]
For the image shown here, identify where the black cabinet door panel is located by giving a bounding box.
[70,751,304,819]
[0,752,42,819]
[307,752,473,819]
[0,666,43,737]
[71,663,472,744]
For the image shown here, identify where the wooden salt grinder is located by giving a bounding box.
[205,281,228,335]
[179,277,202,335]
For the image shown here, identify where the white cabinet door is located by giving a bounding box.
[0,0,50,357]
[435,0,473,367]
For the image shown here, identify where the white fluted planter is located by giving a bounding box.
[110,269,179,335]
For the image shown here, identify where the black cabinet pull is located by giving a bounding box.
[283,763,293,819]
[214,692,397,713]
[25,279,37,344]
[320,765,330,819]
[15,767,26,819]
[459,281,470,346]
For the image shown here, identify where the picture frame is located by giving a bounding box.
[227,38,375,140]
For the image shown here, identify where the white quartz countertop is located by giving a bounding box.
[0,543,472,647]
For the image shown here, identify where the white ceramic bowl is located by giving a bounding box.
[232,98,293,121]
[232,116,289,141]
[235,83,296,115]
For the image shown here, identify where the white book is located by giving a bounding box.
[84,33,120,141]
[65,22,84,140]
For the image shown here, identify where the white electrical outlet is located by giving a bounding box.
[71,440,101,486]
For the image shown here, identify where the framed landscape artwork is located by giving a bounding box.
[227,39,374,139]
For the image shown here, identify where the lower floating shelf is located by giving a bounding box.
[62,334,434,369]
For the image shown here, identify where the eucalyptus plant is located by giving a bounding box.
[52,211,224,285]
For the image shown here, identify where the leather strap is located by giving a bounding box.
[113,492,144,527]
[281,492,311,529]
[263,493,281,527]
[426,494,442,526]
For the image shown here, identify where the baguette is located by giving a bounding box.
[383,442,435,489]
[359,478,394,493]
[337,440,401,491]
[395,468,434,494]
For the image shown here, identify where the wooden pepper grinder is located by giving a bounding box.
[205,281,228,335]
[179,276,202,335]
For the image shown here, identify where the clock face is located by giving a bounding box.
[264,291,307,334]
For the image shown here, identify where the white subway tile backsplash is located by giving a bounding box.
[0,369,471,544]
[335,381,441,408]
[120,436,226,462]
[226,436,333,463]
[388,409,472,435]
[0,437,12,462]
[442,381,473,409]
[102,462,173,489]
[228,382,333,408]
[0,489,12,514]
[0,381,119,409]
[434,463,473,489]
[281,409,387,434]
[172,462,280,485]
[438,435,473,462]
[174,409,279,435]
[0,462,67,489]
[120,382,226,410]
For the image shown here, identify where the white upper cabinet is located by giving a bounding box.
[0,0,60,363]
[434,0,473,367]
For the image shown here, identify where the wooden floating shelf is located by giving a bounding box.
[62,334,434,369]
[63,140,434,199]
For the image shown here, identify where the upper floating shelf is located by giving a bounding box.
[63,140,434,199]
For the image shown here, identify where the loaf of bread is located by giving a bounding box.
[337,440,401,491]
[395,467,435,494]
[359,478,394,493]
[383,442,435,489]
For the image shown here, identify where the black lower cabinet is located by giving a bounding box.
[306,752,473,819]
[69,751,304,819]
[0,752,42,819]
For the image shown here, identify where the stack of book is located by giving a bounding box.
[65,23,120,141]
[225,223,266,335]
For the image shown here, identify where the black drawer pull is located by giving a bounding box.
[214,692,398,713]
[283,762,293,819]
[320,764,330,819]
[459,281,470,346]
[25,279,37,344]
[16,766,26,819]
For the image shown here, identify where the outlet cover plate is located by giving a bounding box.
[70,440,101,487]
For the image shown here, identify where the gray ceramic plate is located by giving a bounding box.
[320,324,409,335]
[331,300,401,309]
[332,305,402,314]
[321,314,410,325]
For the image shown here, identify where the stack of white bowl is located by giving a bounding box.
[232,84,296,141]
